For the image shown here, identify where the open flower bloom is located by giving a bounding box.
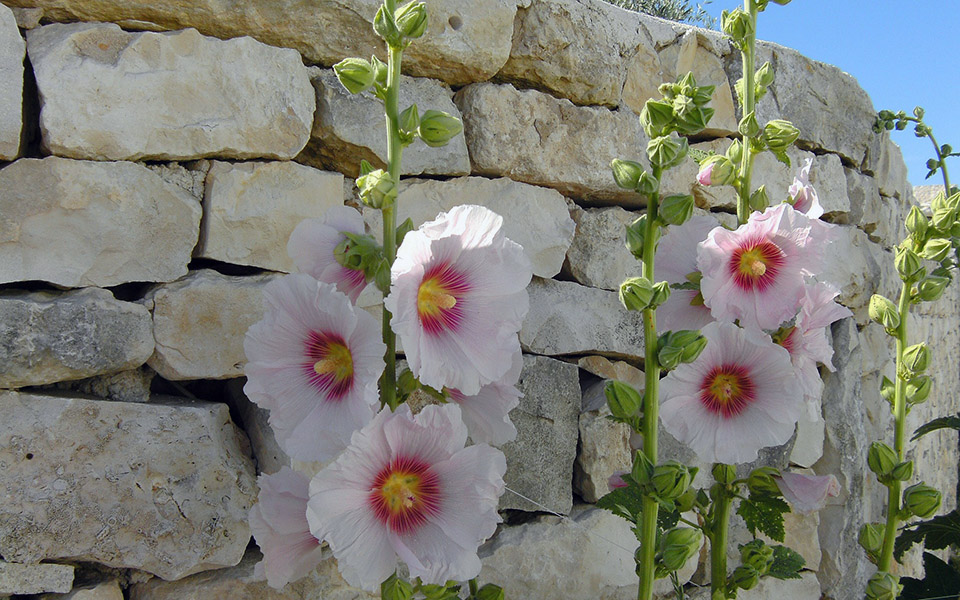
[776,472,840,513]
[307,404,506,591]
[250,467,326,589]
[655,214,719,332]
[698,203,836,331]
[385,205,532,396]
[244,274,385,462]
[660,321,803,464]
[287,205,369,302]
[788,158,824,219]
[446,351,523,446]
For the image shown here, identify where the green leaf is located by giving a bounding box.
[658,506,681,531]
[596,485,644,524]
[899,552,960,600]
[912,413,960,441]
[381,572,414,600]
[895,508,960,561]
[736,493,789,542]
[766,545,805,580]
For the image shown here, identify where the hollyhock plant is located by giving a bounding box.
[287,205,369,302]
[385,204,532,396]
[698,203,836,330]
[654,213,719,332]
[250,467,326,589]
[788,157,825,219]
[776,472,841,513]
[306,403,506,591]
[660,321,803,464]
[446,351,522,446]
[244,274,385,462]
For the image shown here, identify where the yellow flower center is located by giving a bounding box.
[313,342,354,383]
[708,373,742,406]
[738,247,768,279]
[418,277,457,317]
[380,471,423,513]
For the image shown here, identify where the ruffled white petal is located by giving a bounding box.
[287,205,369,301]
[777,472,840,513]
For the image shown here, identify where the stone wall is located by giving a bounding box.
[0,1,955,599]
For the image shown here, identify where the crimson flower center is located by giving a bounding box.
[369,456,441,535]
[416,263,469,336]
[303,332,354,400]
[699,364,755,418]
[729,237,785,292]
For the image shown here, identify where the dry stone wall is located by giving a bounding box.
[0,0,955,599]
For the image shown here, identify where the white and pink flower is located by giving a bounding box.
[244,274,385,462]
[306,404,506,590]
[288,205,369,302]
[249,467,325,589]
[698,203,836,331]
[446,351,523,446]
[655,214,720,332]
[788,158,824,219]
[385,205,532,396]
[776,472,840,513]
[660,321,803,464]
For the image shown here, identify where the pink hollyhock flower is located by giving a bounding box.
[287,205,369,302]
[788,158,824,219]
[660,321,803,464]
[446,351,522,446]
[307,404,506,591]
[244,274,385,462]
[697,163,714,186]
[776,472,840,513]
[608,470,629,489]
[385,205,532,396]
[655,214,720,332]
[250,467,326,589]
[698,203,836,331]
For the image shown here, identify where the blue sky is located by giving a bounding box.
[702,0,960,187]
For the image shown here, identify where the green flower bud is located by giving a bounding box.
[858,523,885,555]
[747,466,782,496]
[880,376,896,406]
[637,171,660,196]
[932,206,956,231]
[651,461,693,501]
[865,572,901,600]
[399,103,420,135]
[721,8,755,45]
[356,168,397,209]
[738,111,761,138]
[903,483,941,518]
[725,139,744,164]
[750,185,770,212]
[906,375,932,404]
[333,57,376,94]
[902,343,930,374]
[658,330,704,370]
[698,155,737,186]
[906,205,929,241]
[755,61,775,89]
[890,460,914,482]
[658,81,677,100]
[867,441,897,479]
[333,232,381,276]
[418,110,463,148]
[611,159,645,190]
[647,135,689,170]
[651,281,672,308]
[895,247,924,283]
[605,380,643,421]
[625,216,646,259]
[640,100,675,137]
[660,194,695,226]
[921,238,952,262]
[739,540,774,574]
[632,450,655,485]
[730,565,760,590]
[868,294,900,332]
[370,55,388,86]
[675,488,697,512]
[917,275,950,302]
[656,527,702,576]
[675,105,714,136]
[762,119,800,151]
[713,463,736,485]
[620,277,655,311]
[374,4,402,47]
[395,1,427,40]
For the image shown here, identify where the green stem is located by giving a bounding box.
[926,129,953,194]
[736,0,758,226]
[637,166,663,600]
[468,578,479,597]
[379,41,403,411]
[877,281,912,572]
[710,489,732,600]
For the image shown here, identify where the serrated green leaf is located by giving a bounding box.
[597,486,644,524]
[912,413,960,441]
[895,508,960,560]
[767,545,805,580]
[736,493,789,542]
[381,572,414,600]
[899,552,960,600]
[658,507,681,531]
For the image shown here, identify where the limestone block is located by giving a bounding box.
[790,405,825,469]
[575,381,632,503]
[48,367,155,404]
[565,205,640,291]
[0,390,256,580]
[147,270,281,381]
[499,355,580,514]
[0,157,201,287]
[521,278,645,360]
[226,379,289,476]
[300,69,469,178]
[196,161,344,272]
[874,136,910,200]
[0,5,23,159]
[848,168,907,250]
[0,562,73,595]
[146,161,210,201]
[0,288,154,388]
[455,82,649,205]
[577,356,644,392]
[11,6,42,29]
[40,579,124,600]
[820,226,897,323]
[364,177,575,278]
[27,23,314,161]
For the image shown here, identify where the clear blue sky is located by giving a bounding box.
[703,1,960,188]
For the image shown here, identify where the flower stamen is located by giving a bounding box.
[699,364,756,418]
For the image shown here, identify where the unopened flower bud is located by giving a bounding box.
[620,277,655,312]
[868,294,900,332]
[656,527,702,576]
[747,466,781,496]
[890,460,913,482]
[918,275,950,302]
[640,100,675,137]
[713,463,736,485]
[921,238,952,262]
[658,330,708,370]
[906,375,932,404]
[865,572,901,600]
[398,103,420,135]
[637,171,660,196]
[625,216,647,259]
[605,380,643,421]
[652,461,693,501]
[858,523,885,555]
[611,159,645,190]
[725,139,743,164]
[738,111,761,138]
[675,105,714,136]
[333,57,376,94]
[356,168,397,209]
[675,488,697,512]
[755,61,775,89]
[395,1,427,40]
[903,483,941,518]
[739,540,774,574]
[647,135,689,170]
[418,110,463,147]
[895,247,924,283]
[750,185,770,212]
[932,206,956,231]
[730,565,760,590]
[906,205,929,240]
[660,194,695,226]
[902,343,930,374]
[762,119,800,151]
[374,5,402,47]
[721,8,754,44]
[370,55,388,85]
[698,156,737,187]
[867,442,897,479]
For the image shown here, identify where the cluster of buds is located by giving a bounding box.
[656,329,707,370]
[654,527,702,579]
[728,540,775,591]
[865,571,902,600]
[619,276,671,313]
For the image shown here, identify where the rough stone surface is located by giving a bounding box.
[40,579,124,600]
[521,278,645,360]
[0,157,201,287]
[146,161,210,201]
[0,288,154,389]
[0,561,73,594]
[147,270,280,381]
[790,405,825,469]
[11,6,42,28]
[0,390,256,580]
[499,355,580,514]
[300,69,469,178]
[575,380,632,503]
[364,177,575,278]
[0,4,23,159]
[566,205,640,291]
[129,549,375,600]
[196,161,344,272]
[226,379,289,476]
[577,356,644,392]
[47,366,155,404]
[27,23,314,161]
[456,82,649,205]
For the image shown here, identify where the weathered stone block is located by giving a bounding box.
[0,561,73,595]
[0,390,256,580]
[0,157,201,287]
[0,4,23,160]
[47,366,156,404]
[27,23,314,161]
[226,379,289,476]
[0,288,154,389]
[40,579,124,600]
[574,381,631,503]
[565,205,640,291]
